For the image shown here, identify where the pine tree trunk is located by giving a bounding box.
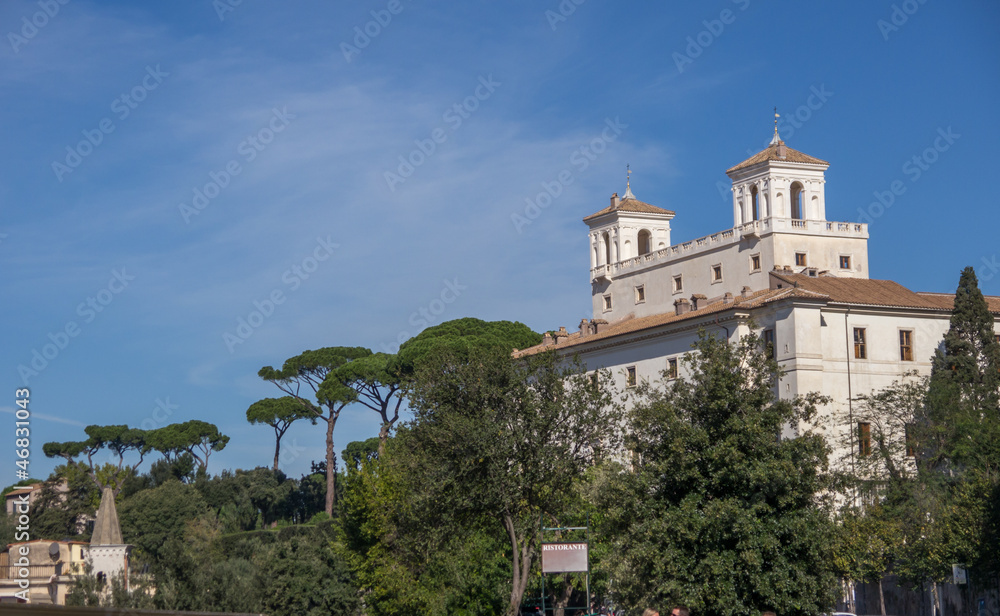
[273,429,281,471]
[504,513,533,616]
[324,415,336,516]
[878,575,886,616]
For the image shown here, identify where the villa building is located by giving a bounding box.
[516,129,1000,466]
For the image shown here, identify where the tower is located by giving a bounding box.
[583,172,675,273]
[88,487,131,588]
[726,127,829,226]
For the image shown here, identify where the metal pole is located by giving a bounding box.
[586,512,591,615]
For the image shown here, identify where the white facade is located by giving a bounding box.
[523,134,1000,468]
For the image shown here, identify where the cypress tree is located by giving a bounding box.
[921,266,1000,476]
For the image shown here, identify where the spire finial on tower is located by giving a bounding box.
[623,164,635,199]
[770,107,781,145]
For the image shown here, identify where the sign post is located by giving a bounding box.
[538,515,590,615]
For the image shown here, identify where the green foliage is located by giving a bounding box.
[338,451,508,616]
[399,346,620,616]
[920,266,1000,478]
[597,331,838,615]
[254,531,361,616]
[395,317,542,375]
[196,467,298,531]
[119,479,209,566]
[342,437,380,470]
[30,463,100,540]
[247,396,319,470]
[259,345,373,515]
[147,420,229,472]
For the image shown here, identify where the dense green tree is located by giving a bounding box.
[338,448,508,616]
[29,463,100,540]
[342,437,380,470]
[400,346,620,616]
[246,396,319,470]
[147,420,229,473]
[119,479,209,566]
[259,346,371,515]
[43,425,149,493]
[596,331,838,615]
[329,352,405,453]
[395,317,541,375]
[910,267,1000,584]
[254,530,361,616]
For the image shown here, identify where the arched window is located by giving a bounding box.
[602,232,611,265]
[790,182,804,220]
[750,186,760,221]
[637,229,652,256]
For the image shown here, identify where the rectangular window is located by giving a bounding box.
[603,294,612,311]
[795,252,807,267]
[762,329,775,359]
[626,366,636,387]
[857,421,871,457]
[712,264,723,282]
[667,358,678,379]
[635,285,645,304]
[673,275,683,293]
[840,255,852,269]
[899,330,913,361]
[853,327,867,359]
[750,254,761,272]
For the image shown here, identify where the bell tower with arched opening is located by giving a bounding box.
[726,125,829,226]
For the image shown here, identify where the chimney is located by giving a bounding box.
[723,292,734,304]
[542,332,554,346]
[592,319,608,333]
[690,294,707,310]
[674,298,691,316]
[776,140,787,158]
[741,286,752,299]
[554,327,569,342]
[610,192,619,208]
[579,318,590,338]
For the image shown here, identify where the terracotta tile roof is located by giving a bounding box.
[773,273,1000,313]
[726,141,829,174]
[516,275,1000,358]
[514,286,825,357]
[583,195,675,223]
[916,291,1000,314]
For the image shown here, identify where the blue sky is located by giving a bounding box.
[2,0,998,483]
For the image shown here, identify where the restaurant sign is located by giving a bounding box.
[541,542,588,573]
